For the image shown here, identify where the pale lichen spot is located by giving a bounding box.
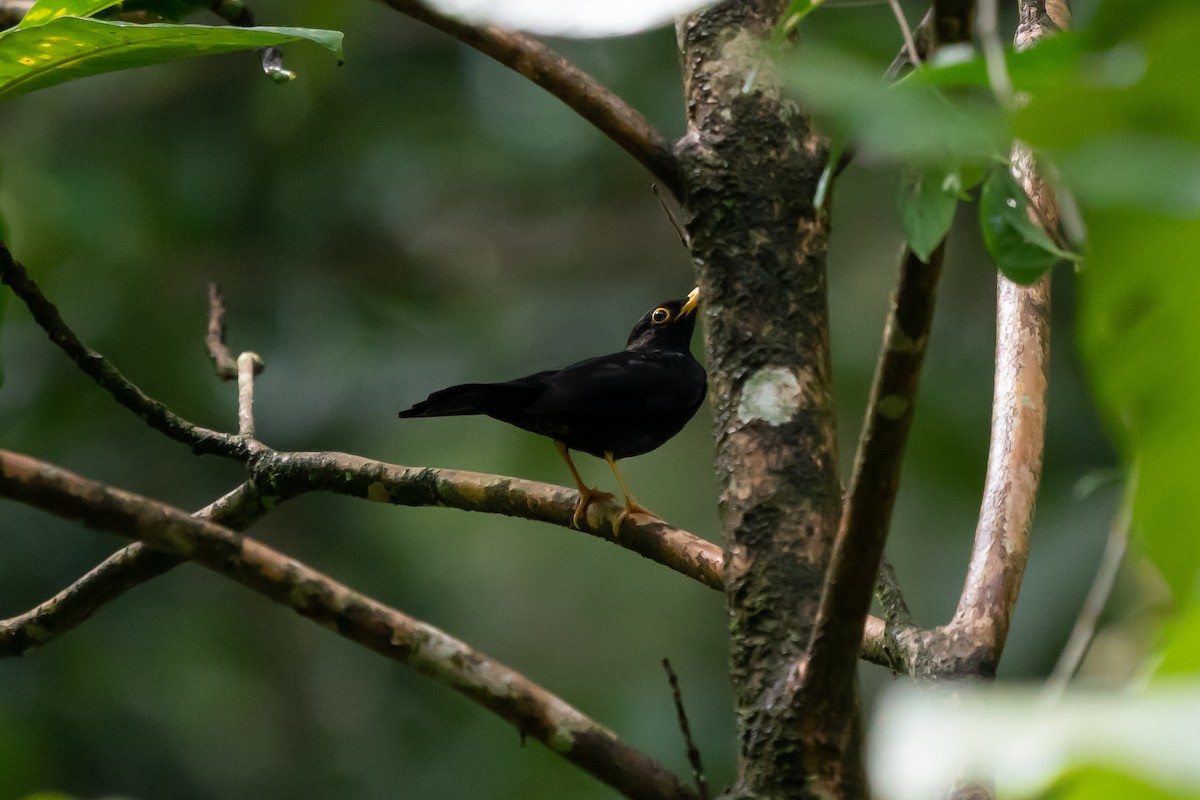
[737,366,802,426]
[366,481,390,503]
[876,394,910,420]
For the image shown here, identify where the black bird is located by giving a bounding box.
[399,288,705,527]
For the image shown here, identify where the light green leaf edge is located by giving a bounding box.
[0,16,343,102]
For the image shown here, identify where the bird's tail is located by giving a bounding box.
[398,382,535,418]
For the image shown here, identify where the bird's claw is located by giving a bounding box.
[611,500,662,536]
[571,487,615,530]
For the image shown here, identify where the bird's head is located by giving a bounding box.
[625,287,701,352]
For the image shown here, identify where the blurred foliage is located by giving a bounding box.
[870,683,1200,800]
[2,0,1186,797]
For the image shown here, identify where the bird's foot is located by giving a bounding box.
[611,498,662,535]
[571,486,615,529]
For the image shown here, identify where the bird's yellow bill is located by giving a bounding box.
[680,287,700,316]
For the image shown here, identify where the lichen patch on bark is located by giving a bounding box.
[737,366,804,425]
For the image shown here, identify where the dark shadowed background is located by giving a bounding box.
[0,1,1124,798]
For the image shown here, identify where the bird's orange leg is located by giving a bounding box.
[555,441,614,529]
[605,452,660,529]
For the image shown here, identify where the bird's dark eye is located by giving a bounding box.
[651,308,671,324]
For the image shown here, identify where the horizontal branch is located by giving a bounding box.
[0,243,256,460]
[0,449,698,800]
[252,449,725,590]
[3,441,896,664]
[380,0,683,197]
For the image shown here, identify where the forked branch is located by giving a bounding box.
[0,482,266,657]
[0,450,699,800]
[0,244,257,460]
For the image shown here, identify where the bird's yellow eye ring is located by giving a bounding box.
[651,307,671,324]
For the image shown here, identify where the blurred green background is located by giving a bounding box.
[0,1,1131,798]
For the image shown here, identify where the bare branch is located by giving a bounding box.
[663,659,709,800]
[885,0,921,67]
[807,243,945,687]
[0,450,699,800]
[251,449,724,590]
[876,557,914,629]
[933,0,1064,678]
[0,445,723,655]
[380,0,682,197]
[236,351,264,437]
[1,482,266,657]
[205,282,239,380]
[819,1,980,680]
[977,0,1014,106]
[0,244,257,460]
[945,264,1050,671]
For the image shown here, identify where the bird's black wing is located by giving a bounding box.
[520,350,707,456]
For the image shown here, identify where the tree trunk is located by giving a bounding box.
[678,2,863,796]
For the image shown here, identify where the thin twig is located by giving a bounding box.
[205,283,239,380]
[0,450,700,800]
[0,482,266,657]
[1041,479,1133,703]
[236,352,264,437]
[380,0,682,198]
[662,659,709,800]
[885,0,921,68]
[876,558,913,629]
[653,184,690,249]
[977,0,1014,107]
[0,245,255,460]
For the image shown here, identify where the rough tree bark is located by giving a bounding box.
[678,2,857,797]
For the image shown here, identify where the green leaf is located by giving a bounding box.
[0,17,342,102]
[1154,603,1200,678]
[911,33,1082,94]
[1078,209,1200,600]
[16,0,122,29]
[898,167,959,261]
[977,166,1076,284]
[1040,765,1195,800]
